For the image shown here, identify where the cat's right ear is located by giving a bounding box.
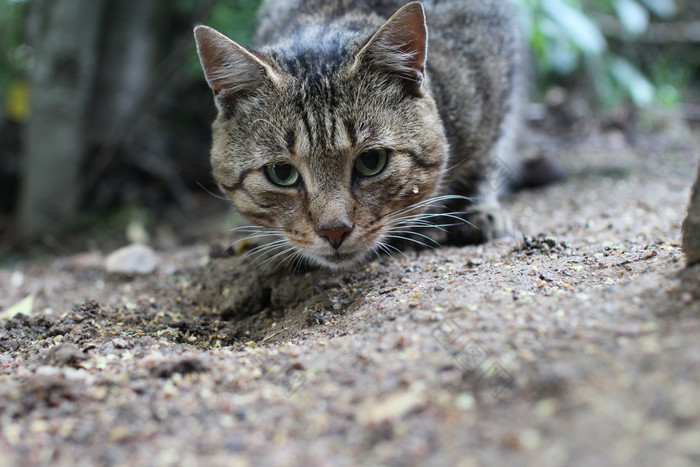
[194,26,278,107]
[352,2,428,92]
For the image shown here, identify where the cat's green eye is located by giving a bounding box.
[265,163,300,187]
[355,149,388,177]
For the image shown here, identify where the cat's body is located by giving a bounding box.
[195,0,522,269]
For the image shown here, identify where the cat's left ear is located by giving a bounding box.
[352,1,428,90]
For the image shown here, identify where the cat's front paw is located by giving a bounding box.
[446,204,512,245]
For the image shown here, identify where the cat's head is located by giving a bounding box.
[195,2,448,269]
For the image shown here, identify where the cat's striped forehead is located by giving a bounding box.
[259,64,403,165]
[287,109,355,162]
[261,17,376,79]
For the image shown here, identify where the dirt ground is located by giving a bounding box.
[1,113,700,466]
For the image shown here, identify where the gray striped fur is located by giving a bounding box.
[195,0,522,269]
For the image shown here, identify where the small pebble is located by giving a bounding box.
[45,343,87,367]
[112,338,130,349]
[105,244,161,275]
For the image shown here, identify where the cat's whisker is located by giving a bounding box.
[226,225,287,254]
[250,118,274,131]
[406,194,471,207]
[241,240,289,263]
[394,210,468,221]
[385,195,472,220]
[373,243,388,257]
[374,241,392,256]
[383,234,436,250]
[220,233,282,259]
[294,250,313,273]
[384,229,441,247]
[373,243,391,261]
[393,222,459,233]
[197,182,229,201]
[394,223,447,233]
[388,211,474,238]
[243,239,288,257]
[229,226,285,236]
[375,240,405,259]
[290,251,306,274]
[231,232,285,247]
[258,107,287,134]
[394,217,464,227]
[278,248,297,269]
[229,225,269,234]
[229,224,264,231]
[256,246,297,271]
[229,224,286,235]
[391,217,462,230]
[245,239,288,254]
[393,212,472,227]
[232,228,282,238]
[248,103,288,135]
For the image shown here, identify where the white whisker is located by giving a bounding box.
[197,182,229,201]
[384,228,441,246]
[231,232,284,247]
[386,195,472,220]
[244,239,287,254]
[289,251,306,273]
[257,246,297,271]
[377,240,405,258]
[229,225,281,234]
[383,234,436,250]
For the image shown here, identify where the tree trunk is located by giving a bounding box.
[15,0,217,240]
[17,0,105,239]
[87,0,160,146]
[683,163,700,266]
[16,0,163,239]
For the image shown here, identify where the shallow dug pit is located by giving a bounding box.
[191,252,400,342]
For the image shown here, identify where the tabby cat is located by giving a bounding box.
[194,0,522,269]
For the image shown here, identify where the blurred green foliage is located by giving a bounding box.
[512,0,689,107]
[0,0,29,119]
[204,0,261,44]
[182,0,261,77]
[0,0,695,111]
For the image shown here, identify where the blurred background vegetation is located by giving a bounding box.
[0,0,698,254]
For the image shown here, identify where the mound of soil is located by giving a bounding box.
[1,118,699,466]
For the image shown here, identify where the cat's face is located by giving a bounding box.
[196,2,448,269]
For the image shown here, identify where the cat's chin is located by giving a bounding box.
[310,249,371,271]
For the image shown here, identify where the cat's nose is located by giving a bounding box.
[317,223,354,249]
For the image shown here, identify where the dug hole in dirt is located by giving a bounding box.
[1,114,700,466]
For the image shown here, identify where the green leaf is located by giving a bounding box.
[656,83,680,107]
[542,0,606,55]
[587,56,623,107]
[639,0,677,18]
[609,57,655,106]
[1,294,35,320]
[614,0,649,35]
[544,21,580,74]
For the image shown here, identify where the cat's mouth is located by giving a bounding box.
[311,225,387,269]
[314,248,368,270]
[320,251,359,262]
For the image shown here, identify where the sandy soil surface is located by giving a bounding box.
[1,117,699,466]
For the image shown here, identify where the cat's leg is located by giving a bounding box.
[443,116,521,245]
[458,186,513,244]
[443,179,513,245]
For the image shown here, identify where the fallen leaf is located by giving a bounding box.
[356,390,426,426]
[0,294,35,320]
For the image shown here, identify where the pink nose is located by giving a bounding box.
[317,224,353,249]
